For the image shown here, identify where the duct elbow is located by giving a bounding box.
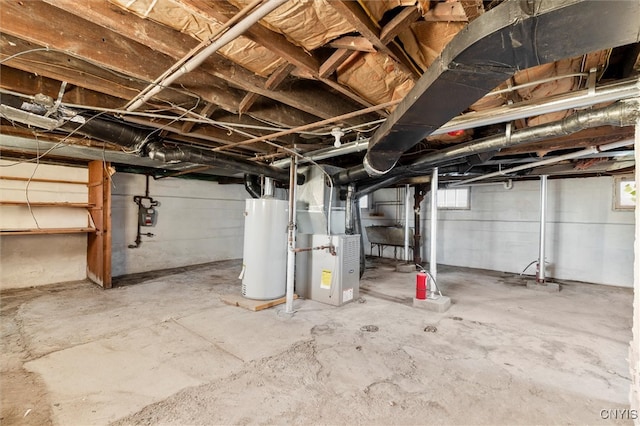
[363,155,396,178]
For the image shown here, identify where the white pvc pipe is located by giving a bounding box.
[537,175,548,283]
[126,0,287,112]
[429,168,438,283]
[404,184,411,262]
[450,138,634,187]
[285,156,297,314]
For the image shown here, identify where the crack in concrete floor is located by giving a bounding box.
[1,258,635,425]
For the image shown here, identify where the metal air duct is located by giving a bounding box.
[339,99,639,185]
[147,142,302,183]
[358,0,640,178]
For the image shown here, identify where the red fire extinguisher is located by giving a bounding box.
[416,272,429,300]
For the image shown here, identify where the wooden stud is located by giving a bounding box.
[329,36,376,52]
[181,102,217,134]
[87,160,112,289]
[319,49,358,78]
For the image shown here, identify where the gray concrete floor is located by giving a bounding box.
[0,258,634,425]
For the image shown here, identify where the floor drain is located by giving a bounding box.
[360,325,379,332]
[423,325,437,333]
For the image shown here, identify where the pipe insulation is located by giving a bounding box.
[449,138,634,186]
[358,0,640,178]
[0,93,150,150]
[276,79,639,171]
[338,99,639,185]
[146,142,301,183]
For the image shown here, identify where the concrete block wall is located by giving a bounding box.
[111,173,247,277]
[363,176,634,288]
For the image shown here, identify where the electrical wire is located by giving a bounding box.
[0,48,204,108]
[0,48,52,64]
[25,136,41,229]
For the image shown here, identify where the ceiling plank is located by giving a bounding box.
[319,49,358,79]
[1,1,242,111]
[329,36,376,52]
[41,0,371,126]
[0,33,200,109]
[239,63,293,115]
[422,2,468,22]
[380,6,422,44]
[330,0,420,77]
[0,66,123,110]
[180,0,319,76]
[181,102,217,134]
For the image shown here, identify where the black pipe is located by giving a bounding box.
[60,115,150,150]
[147,142,304,183]
[244,174,261,198]
[0,93,150,149]
[358,0,640,178]
[353,189,366,279]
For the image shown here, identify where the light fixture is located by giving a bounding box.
[331,127,344,148]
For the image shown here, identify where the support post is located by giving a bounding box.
[87,160,112,288]
[630,97,640,414]
[537,175,548,283]
[285,156,298,314]
[413,184,428,265]
[404,184,411,262]
[429,168,438,282]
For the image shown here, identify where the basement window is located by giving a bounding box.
[359,194,369,209]
[437,188,470,210]
[614,176,635,210]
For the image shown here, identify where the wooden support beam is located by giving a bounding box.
[380,6,422,44]
[87,160,112,289]
[329,36,376,52]
[180,0,319,76]
[0,2,239,110]
[40,0,367,125]
[181,102,217,134]
[422,1,468,21]
[319,49,358,78]
[331,0,419,77]
[239,64,293,115]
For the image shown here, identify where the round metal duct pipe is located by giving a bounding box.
[360,0,640,178]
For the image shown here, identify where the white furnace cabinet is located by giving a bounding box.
[295,234,360,306]
[241,198,288,300]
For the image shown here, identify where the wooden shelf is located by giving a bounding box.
[0,227,97,235]
[0,201,94,208]
[0,176,88,185]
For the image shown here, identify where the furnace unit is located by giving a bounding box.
[295,234,360,306]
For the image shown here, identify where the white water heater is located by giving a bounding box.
[241,198,288,300]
